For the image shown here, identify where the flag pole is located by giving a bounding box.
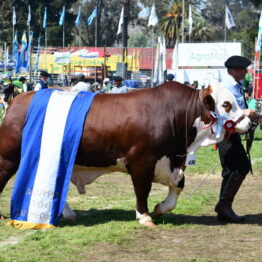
[29,42,32,82]
[79,27,81,47]
[12,23,15,76]
[45,30,47,70]
[4,42,7,72]
[63,20,65,49]
[181,0,185,43]
[151,28,154,87]
[95,10,97,83]
[12,25,14,75]
[224,19,227,42]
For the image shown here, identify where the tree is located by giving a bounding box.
[0,0,76,47]
[189,16,214,41]
[159,1,183,47]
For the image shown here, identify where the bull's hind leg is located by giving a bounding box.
[153,186,183,217]
[153,176,185,217]
[0,156,19,219]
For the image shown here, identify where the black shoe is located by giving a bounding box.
[216,213,245,223]
[215,201,245,222]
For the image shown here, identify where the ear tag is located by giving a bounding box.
[186,152,196,166]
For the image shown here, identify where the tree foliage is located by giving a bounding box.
[0,0,260,59]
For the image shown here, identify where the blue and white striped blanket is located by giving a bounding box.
[9,89,96,229]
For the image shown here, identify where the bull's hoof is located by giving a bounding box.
[136,211,155,227]
[0,214,4,220]
[140,220,156,227]
[152,203,163,218]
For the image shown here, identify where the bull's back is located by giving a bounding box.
[76,89,170,166]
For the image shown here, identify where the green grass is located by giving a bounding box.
[0,178,215,262]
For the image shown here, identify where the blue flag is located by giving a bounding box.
[43,7,47,29]
[87,7,97,25]
[13,32,19,74]
[59,6,65,26]
[75,6,81,26]
[33,35,42,72]
[26,31,34,72]
[18,31,28,71]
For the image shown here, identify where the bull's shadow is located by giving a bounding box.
[59,209,262,227]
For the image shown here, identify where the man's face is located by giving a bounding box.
[230,67,247,82]
[42,76,48,81]
[114,80,122,87]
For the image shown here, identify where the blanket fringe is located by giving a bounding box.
[7,220,56,229]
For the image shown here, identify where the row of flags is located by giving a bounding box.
[11,4,237,35]
[12,6,98,28]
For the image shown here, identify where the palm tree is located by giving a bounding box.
[189,16,214,42]
[159,0,182,47]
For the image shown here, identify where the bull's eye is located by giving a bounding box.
[222,101,232,113]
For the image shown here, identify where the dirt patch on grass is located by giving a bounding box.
[81,173,262,262]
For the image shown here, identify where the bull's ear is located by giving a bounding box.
[201,85,215,111]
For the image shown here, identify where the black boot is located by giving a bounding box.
[215,172,245,222]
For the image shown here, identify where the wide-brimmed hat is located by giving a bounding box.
[40,71,50,77]
[225,56,252,69]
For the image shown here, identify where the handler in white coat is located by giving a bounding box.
[71,74,91,92]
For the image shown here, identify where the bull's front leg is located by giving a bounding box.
[153,176,185,217]
[128,155,156,227]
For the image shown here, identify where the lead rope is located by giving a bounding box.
[186,160,220,199]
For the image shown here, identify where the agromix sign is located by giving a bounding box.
[178,42,242,67]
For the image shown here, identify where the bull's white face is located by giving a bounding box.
[187,83,251,153]
[210,83,251,133]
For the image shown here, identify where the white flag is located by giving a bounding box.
[117,7,124,35]
[153,37,160,84]
[188,5,193,35]
[225,5,235,30]
[12,7,16,26]
[148,4,158,27]
[27,5,31,26]
[171,40,179,77]
[158,37,166,84]
[255,11,262,52]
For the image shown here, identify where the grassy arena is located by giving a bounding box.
[0,114,261,261]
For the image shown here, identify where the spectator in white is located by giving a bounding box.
[71,74,91,92]
[102,77,112,93]
[110,76,128,93]
[34,71,49,91]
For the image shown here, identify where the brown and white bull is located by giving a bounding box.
[0,82,251,226]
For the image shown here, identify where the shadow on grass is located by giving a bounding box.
[154,213,262,226]
[59,208,262,227]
